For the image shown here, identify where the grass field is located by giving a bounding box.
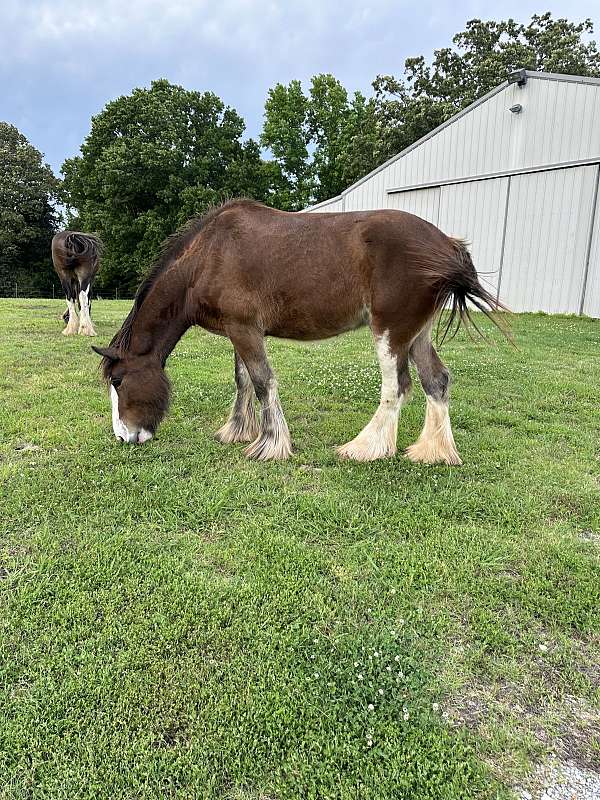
[0,298,599,800]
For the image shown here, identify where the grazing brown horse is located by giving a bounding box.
[93,199,506,462]
[51,231,102,336]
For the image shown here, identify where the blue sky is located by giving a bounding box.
[1,0,598,175]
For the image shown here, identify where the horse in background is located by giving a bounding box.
[51,232,102,336]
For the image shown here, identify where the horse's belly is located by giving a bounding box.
[267,302,370,341]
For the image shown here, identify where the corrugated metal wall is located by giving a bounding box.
[438,179,509,297]
[583,168,600,317]
[341,76,600,212]
[306,73,600,317]
[387,186,440,222]
[499,167,597,313]
[309,195,345,212]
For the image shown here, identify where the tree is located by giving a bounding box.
[62,80,278,293]
[261,75,378,209]
[0,123,59,295]
[261,80,313,210]
[373,13,600,163]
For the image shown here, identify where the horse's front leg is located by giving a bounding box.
[215,350,259,444]
[225,326,292,460]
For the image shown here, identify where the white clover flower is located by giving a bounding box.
[432,703,440,712]
[394,655,400,662]
[378,688,384,695]
[367,739,373,747]
[386,666,392,672]
[314,672,320,678]
[403,712,410,721]
[368,703,374,711]
[357,674,363,680]
[373,651,379,658]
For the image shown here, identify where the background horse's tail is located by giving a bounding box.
[421,236,511,343]
[60,232,103,268]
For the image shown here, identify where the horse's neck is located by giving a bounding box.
[129,265,191,364]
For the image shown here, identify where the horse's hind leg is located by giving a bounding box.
[226,326,292,460]
[338,329,412,461]
[215,350,259,444]
[60,278,79,335]
[406,327,462,465]
[77,278,96,336]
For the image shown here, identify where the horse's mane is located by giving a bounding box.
[104,199,261,375]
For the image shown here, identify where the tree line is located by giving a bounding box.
[2,13,600,296]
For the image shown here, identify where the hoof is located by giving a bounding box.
[78,325,97,337]
[215,417,259,444]
[244,434,292,461]
[336,433,396,462]
[405,440,462,466]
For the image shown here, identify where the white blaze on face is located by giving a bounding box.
[110,385,129,440]
[109,385,154,444]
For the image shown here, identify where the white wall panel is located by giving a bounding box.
[387,187,440,225]
[438,178,509,296]
[499,166,597,313]
[582,169,600,317]
[309,196,344,212]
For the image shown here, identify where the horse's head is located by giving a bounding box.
[92,346,170,444]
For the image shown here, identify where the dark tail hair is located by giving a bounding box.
[425,237,511,344]
[63,232,102,267]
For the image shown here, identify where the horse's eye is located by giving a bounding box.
[111,378,122,389]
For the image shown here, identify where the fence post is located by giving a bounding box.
[14,282,17,299]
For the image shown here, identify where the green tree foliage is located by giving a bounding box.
[262,14,600,205]
[261,75,378,209]
[62,80,281,293]
[373,13,600,163]
[0,123,59,295]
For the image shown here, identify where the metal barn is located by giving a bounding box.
[307,70,600,317]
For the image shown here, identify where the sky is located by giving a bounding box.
[1,0,599,175]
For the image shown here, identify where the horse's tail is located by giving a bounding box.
[420,236,511,344]
[63,232,102,268]
[54,232,102,269]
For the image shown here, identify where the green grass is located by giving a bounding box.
[0,299,598,800]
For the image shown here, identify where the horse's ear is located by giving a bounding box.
[91,345,120,361]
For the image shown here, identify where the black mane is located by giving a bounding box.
[105,199,262,368]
